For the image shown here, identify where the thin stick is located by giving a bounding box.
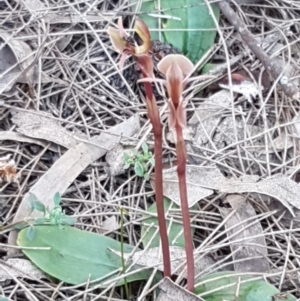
[217,1,299,100]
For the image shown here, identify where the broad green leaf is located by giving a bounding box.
[134,161,144,177]
[26,225,36,241]
[195,271,297,301]
[53,192,61,206]
[17,225,159,286]
[129,0,220,63]
[141,198,195,248]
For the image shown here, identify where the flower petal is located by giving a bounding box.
[166,62,184,106]
[134,18,151,54]
[158,54,194,77]
[119,53,129,70]
[107,26,126,54]
[117,17,127,38]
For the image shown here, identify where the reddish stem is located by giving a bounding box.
[175,124,194,292]
[143,80,171,277]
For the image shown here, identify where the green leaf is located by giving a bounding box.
[149,156,155,166]
[141,198,195,248]
[129,0,220,63]
[134,161,144,177]
[141,142,149,154]
[123,152,130,161]
[17,225,158,286]
[28,194,46,214]
[143,172,150,181]
[124,162,131,169]
[53,192,61,206]
[26,226,36,241]
[195,271,297,301]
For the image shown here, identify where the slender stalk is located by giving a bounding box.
[175,124,194,292]
[143,80,171,278]
[120,207,129,299]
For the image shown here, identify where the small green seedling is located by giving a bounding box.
[26,192,77,241]
[124,142,154,180]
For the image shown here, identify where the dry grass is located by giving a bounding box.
[1,0,300,300]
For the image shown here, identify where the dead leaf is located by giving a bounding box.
[21,0,112,24]
[189,90,231,146]
[157,277,205,301]
[100,216,119,233]
[160,166,216,207]
[0,154,19,184]
[105,144,127,176]
[220,195,269,273]
[167,126,195,144]
[8,114,140,250]
[219,76,261,103]
[0,131,58,152]
[0,259,45,282]
[161,165,300,216]
[110,246,216,277]
[10,109,88,149]
[221,173,299,215]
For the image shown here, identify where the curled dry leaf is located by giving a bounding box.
[0,259,45,282]
[219,72,263,103]
[157,277,205,301]
[0,154,19,184]
[8,114,140,250]
[105,144,127,176]
[0,30,34,93]
[0,131,58,152]
[10,109,88,149]
[219,195,269,273]
[161,165,300,215]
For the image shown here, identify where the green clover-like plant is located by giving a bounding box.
[124,142,154,180]
[25,193,77,241]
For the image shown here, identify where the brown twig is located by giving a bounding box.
[217,1,299,100]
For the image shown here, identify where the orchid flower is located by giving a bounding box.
[138,54,213,135]
[107,17,153,77]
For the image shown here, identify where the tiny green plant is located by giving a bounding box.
[26,192,77,241]
[124,142,154,180]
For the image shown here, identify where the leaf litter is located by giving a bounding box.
[1,0,300,299]
[8,114,140,248]
[220,194,269,273]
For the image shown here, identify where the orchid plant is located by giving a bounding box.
[140,54,212,291]
[107,18,171,277]
[107,17,211,292]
